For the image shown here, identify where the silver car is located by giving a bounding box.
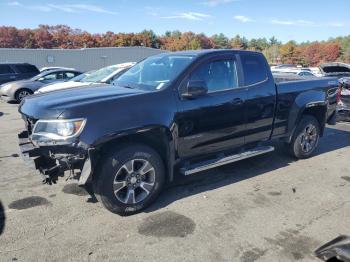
[35,62,136,94]
[0,69,81,102]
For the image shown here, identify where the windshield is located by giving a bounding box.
[81,65,119,83]
[114,54,195,90]
[70,71,94,82]
[31,71,50,81]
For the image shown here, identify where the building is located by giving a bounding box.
[0,47,165,71]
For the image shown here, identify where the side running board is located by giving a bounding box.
[181,146,275,176]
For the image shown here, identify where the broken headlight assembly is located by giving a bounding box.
[31,118,86,146]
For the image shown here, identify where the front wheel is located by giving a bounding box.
[289,115,320,159]
[93,143,165,215]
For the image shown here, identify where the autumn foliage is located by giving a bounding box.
[0,25,349,66]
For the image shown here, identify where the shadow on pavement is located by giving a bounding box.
[0,200,5,236]
[145,126,350,213]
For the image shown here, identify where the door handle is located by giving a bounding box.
[231,98,244,105]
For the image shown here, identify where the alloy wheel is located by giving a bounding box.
[18,90,31,101]
[299,124,318,153]
[113,159,155,204]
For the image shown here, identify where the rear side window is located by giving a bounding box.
[240,54,268,86]
[15,64,39,74]
[0,65,14,74]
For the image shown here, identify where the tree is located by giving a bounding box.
[279,41,298,64]
[248,38,269,51]
[211,33,229,49]
[230,35,245,49]
[269,36,280,46]
[138,30,158,48]
[322,43,341,63]
[115,33,134,47]
[263,45,280,64]
[0,26,21,48]
[196,33,214,49]
[0,25,345,65]
[100,31,116,47]
[34,26,53,48]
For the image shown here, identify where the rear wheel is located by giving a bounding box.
[15,89,33,102]
[93,143,165,215]
[289,115,320,159]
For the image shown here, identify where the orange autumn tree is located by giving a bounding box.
[0,25,348,65]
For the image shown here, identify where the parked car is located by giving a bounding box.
[0,63,40,85]
[0,69,81,102]
[337,77,350,121]
[18,50,339,215]
[295,70,317,78]
[35,62,135,94]
[270,64,298,70]
[40,67,76,73]
[34,70,95,94]
[271,68,317,78]
[320,62,350,78]
[309,67,323,77]
[273,73,306,83]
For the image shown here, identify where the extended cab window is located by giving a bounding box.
[189,60,238,92]
[0,65,14,75]
[240,54,268,86]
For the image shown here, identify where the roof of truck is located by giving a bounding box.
[162,49,262,57]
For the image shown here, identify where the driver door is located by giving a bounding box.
[176,55,247,158]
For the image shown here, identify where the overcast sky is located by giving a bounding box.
[0,0,349,43]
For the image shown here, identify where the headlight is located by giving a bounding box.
[1,84,12,92]
[31,118,86,144]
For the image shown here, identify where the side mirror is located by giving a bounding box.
[182,80,208,99]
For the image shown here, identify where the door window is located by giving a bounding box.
[189,59,239,92]
[0,65,14,75]
[39,73,58,81]
[64,72,76,79]
[240,54,269,86]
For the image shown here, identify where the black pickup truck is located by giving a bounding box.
[18,50,340,215]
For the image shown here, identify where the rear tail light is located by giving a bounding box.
[336,83,342,104]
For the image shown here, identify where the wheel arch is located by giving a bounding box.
[286,90,328,143]
[15,88,33,101]
[92,125,175,183]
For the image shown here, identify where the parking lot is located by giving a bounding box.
[0,99,349,262]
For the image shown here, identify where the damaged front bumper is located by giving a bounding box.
[18,130,94,185]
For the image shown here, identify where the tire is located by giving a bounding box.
[93,143,165,215]
[15,89,33,102]
[289,115,320,159]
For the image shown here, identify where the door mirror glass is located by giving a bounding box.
[182,80,208,99]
